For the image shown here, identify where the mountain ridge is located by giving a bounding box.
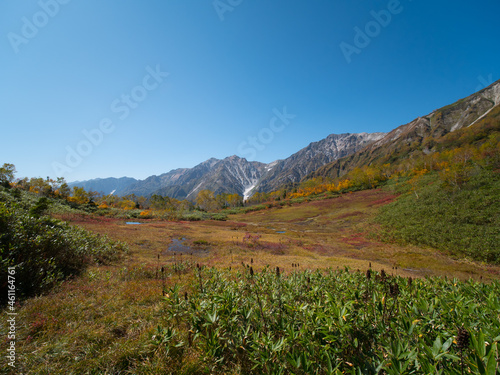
[69,132,386,199]
[307,78,500,181]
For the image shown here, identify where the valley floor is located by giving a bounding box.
[75,188,499,281]
[2,189,499,374]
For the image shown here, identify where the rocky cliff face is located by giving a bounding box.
[124,132,386,200]
[372,79,500,150]
[121,156,268,200]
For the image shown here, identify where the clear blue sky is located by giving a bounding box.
[1,0,499,182]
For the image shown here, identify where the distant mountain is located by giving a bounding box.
[68,177,138,196]
[114,132,385,200]
[70,130,385,200]
[308,79,500,180]
[121,156,267,200]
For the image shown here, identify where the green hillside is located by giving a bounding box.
[377,169,499,263]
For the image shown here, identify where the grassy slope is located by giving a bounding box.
[1,189,499,374]
[377,170,500,263]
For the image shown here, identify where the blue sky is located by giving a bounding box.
[1,0,499,181]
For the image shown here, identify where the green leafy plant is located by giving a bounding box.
[157,267,500,374]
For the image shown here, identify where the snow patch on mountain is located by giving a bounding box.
[265,160,279,171]
[243,181,258,200]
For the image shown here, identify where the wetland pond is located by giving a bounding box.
[167,238,209,256]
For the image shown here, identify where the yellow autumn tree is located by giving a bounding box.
[196,190,217,211]
[117,199,136,210]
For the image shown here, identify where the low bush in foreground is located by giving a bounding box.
[157,266,499,374]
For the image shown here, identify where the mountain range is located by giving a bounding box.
[70,79,500,200]
[70,132,385,200]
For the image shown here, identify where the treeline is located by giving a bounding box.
[281,139,498,200]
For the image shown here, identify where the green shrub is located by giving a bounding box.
[224,207,244,215]
[126,209,144,219]
[0,201,128,302]
[29,196,51,218]
[193,240,210,245]
[210,213,227,221]
[180,211,206,221]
